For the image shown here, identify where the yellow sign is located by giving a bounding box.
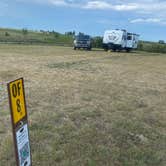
[8,78,26,124]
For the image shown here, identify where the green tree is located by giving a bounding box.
[92,36,103,48]
[22,28,28,36]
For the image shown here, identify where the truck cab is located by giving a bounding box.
[74,35,92,50]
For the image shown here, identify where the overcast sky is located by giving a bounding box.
[1,0,166,41]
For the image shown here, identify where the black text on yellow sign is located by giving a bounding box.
[8,78,26,125]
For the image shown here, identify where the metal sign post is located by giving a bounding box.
[8,78,31,166]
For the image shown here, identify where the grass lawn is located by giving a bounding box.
[0,45,166,166]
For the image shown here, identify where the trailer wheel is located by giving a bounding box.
[103,44,108,51]
[87,47,92,51]
[126,49,131,52]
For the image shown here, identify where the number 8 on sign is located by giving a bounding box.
[8,78,26,125]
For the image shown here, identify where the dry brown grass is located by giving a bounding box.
[0,45,166,166]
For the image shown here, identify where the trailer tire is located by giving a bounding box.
[103,44,108,51]
[87,47,92,51]
[126,49,131,52]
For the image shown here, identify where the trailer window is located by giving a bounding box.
[127,35,132,40]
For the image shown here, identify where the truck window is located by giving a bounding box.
[76,35,90,40]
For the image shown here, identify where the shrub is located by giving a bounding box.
[92,37,103,48]
[138,41,166,53]
[5,32,10,36]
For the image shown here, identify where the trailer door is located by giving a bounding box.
[126,34,133,48]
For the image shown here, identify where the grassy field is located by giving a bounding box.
[0,45,166,166]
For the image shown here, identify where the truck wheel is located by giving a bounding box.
[74,47,76,50]
[87,47,92,51]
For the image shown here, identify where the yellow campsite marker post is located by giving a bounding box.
[8,78,31,166]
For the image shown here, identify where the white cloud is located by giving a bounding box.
[16,0,166,25]
[83,1,139,11]
[114,3,139,11]
[17,0,166,12]
[82,0,166,26]
[130,18,161,23]
[83,1,112,9]
[49,0,67,6]
[83,0,166,13]
[130,18,166,25]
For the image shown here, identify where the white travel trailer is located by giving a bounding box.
[103,29,139,52]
